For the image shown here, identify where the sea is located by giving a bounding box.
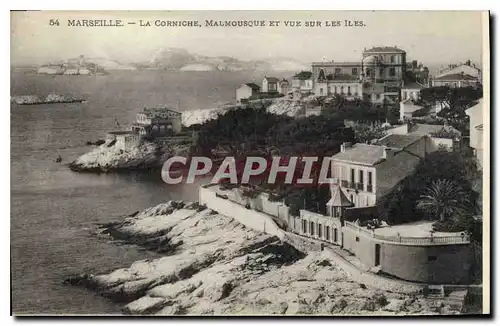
[10,69,289,314]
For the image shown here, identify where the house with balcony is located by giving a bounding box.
[329,139,429,210]
[311,46,407,104]
[313,70,364,99]
[131,107,182,137]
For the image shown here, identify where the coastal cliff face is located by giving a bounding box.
[65,201,462,315]
[69,140,190,172]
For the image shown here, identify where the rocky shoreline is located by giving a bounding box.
[64,200,463,315]
[69,140,191,173]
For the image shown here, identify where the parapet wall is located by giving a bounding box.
[199,185,285,239]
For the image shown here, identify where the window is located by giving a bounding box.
[351,168,355,182]
[326,226,330,241]
[310,221,315,236]
[334,86,337,94]
[350,194,354,204]
[428,256,438,262]
[390,55,396,63]
[403,91,407,100]
[379,68,384,76]
[352,68,358,75]
[347,86,351,95]
[359,170,364,185]
[453,82,457,88]
[366,68,372,77]
[389,68,396,77]
[355,236,360,242]
[376,94,381,100]
[318,223,322,238]
[340,86,344,94]
[302,220,307,233]
[335,68,341,75]
[320,88,324,96]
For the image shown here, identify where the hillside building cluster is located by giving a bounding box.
[199,122,473,284]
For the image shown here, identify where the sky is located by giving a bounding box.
[11,11,486,66]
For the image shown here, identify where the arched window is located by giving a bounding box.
[366,68,372,77]
[310,221,315,236]
[347,86,351,95]
[390,55,396,63]
[340,86,344,94]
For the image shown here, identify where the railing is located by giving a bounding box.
[344,221,471,245]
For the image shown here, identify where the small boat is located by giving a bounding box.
[55,155,62,163]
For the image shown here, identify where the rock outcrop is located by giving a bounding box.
[65,201,464,316]
[69,140,190,172]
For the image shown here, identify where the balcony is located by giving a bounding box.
[367,184,373,193]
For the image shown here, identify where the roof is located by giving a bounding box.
[244,83,260,90]
[327,186,354,207]
[264,76,279,83]
[409,123,460,136]
[312,61,361,67]
[433,73,477,81]
[376,134,424,149]
[363,46,406,54]
[332,143,385,166]
[402,82,425,90]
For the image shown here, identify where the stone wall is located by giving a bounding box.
[199,185,285,239]
[381,243,473,284]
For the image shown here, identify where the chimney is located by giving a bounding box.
[382,146,392,159]
[340,142,352,153]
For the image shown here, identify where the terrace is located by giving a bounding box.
[345,220,470,246]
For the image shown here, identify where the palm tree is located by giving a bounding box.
[416,179,469,222]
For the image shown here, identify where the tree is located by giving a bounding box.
[419,86,482,132]
[416,179,469,222]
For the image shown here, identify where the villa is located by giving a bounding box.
[131,107,182,136]
[312,46,407,104]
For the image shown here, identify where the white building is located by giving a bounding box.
[236,83,260,103]
[466,99,484,169]
[262,77,279,93]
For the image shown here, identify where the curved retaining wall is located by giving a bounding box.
[381,243,473,284]
[342,225,473,284]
